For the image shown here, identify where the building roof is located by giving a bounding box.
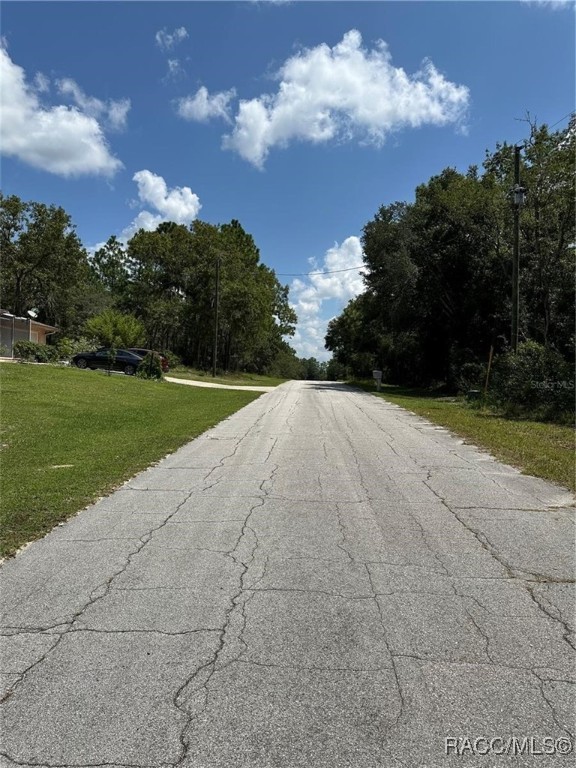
[0,310,58,331]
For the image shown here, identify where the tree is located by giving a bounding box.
[84,309,145,348]
[266,340,305,379]
[326,118,575,391]
[484,117,575,357]
[326,294,382,379]
[121,217,297,372]
[300,357,326,380]
[0,193,100,331]
[90,236,131,300]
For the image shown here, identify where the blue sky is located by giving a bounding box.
[2,1,574,359]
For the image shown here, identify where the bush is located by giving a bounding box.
[456,362,486,394]
[163,350,181,369]
[136,352,164,380]
[84,310,145,349]
[448,347,486,394]
[13,341,59,363]
[55,336,98,360]
[490,340,574,420]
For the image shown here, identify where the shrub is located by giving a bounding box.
[136,352,163,380]
[84,310,145,349]
[55,336,98,360]
[13,341,58,363]
[490,340,574,420]
[448,347,486,394]
[163,350,181,369]
[456,362,486,394]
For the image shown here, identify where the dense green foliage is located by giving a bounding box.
[0,194,106,332]
[490,340,574,421]
[136,352,164,380]
[95,219,298,374]
[84,308,145,349]
[0,193,305,376]
[326,119,575,418]
[12,340,59,363]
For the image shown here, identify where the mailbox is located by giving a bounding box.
[372,370,382,380]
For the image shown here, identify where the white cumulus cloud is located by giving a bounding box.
[121,170,202,240]
[289,236,366,360]
[177,86,237,123]
[57,78,131,130]
[222,29,470,168]
[0,45,122,177]
[155,26,189,52]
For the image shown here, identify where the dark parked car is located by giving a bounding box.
[72,348,145,375]
[126,348,170,372]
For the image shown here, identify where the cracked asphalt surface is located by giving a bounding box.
[1,381,574,768]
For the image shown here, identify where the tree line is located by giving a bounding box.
[0,197,313,376]
[325,118,575,415]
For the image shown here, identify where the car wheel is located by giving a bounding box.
[76,358,88,369]
[124,364,136,376]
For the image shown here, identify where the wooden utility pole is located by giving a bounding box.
[511,145,521,352]
[212,257,220,378]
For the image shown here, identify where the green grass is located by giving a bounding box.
[0,363,261,558]
[350,380,575,494]
[167,366,287,387]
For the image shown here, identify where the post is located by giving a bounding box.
[483,344,494,397]
[511,145,521,352]
[212,257,220,378]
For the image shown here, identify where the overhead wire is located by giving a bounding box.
[276,265,365,277]
[277,112,572,280]
[512,110,574,147]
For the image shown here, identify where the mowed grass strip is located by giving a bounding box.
[0,363,261,558]
[351,381,575,493]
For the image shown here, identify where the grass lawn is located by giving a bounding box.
[0,363,261,558]
[168,366,287,387]
[351,381,575,494]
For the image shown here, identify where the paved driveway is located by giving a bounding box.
[1,381,574,767]
[165,375,275,392]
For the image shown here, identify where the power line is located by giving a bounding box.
[513,110,574,146]
[276,265,365,277]
[549,111,574,130]
[278,112,572,282]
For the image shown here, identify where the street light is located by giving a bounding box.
[511,146,526,353]
[512,184,526,207]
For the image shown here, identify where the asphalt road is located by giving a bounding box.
[1,381,574,768]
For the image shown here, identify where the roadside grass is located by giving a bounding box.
[0,363,261,558]
[350,380,575,493]
[168,366,287,387]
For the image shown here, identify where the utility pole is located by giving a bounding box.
[212,257,220,378]
[511,144,524,353]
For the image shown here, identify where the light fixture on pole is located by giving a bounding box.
[512,185,526,207]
